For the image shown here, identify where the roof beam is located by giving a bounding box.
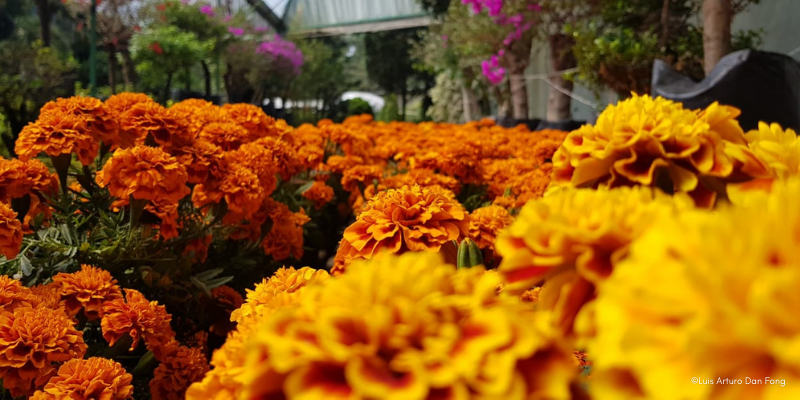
[245,0,288,34]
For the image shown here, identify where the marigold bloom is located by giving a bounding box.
[549,95,764,207]
[170,140,226,184]
[226,142,279,197]
[302,180,335,209]
[15,112,99,166]
[189,252,576,399]
[51,264,123,320]
[222,103,276,141]
[30,357,133,400]
[0,202,23,259]
[260,204,310,261]
[191,163,264,219]
[743,122,800,180]
[29,284,62,309]
[496,186,692,335]
[150,344,209,400]
[231,266,330,325]
[469,205,515,251]
[39,96,118,147]
[211,286,244,311]
[0,276,40,312]
[118,102,191,149]
[334,185,469,274]
[0,306,87,397]
[105,92,155,119]
[98,146,190,204]
[100,289,176,359]
[250,136,302,180]
[198,122,250,151]
[578,178,800,399]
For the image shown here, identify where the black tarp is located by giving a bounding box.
[651,50,800,132]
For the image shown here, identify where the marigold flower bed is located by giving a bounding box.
[0,93,799,399]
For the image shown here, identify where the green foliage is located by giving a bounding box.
[347,98,374,116]
[288,37,352,123]
[567,0,764,96]
[427,71,465,123]
[377,94,400,122]
[415,0,452,17]
[131,25,210,95]
[0,40,77,154]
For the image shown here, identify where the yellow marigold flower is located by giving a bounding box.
[222,103,277,141]
[333,185,469,274]
[39,96,118,147]
[302,180,335,209]
[496,186,692,335]
[190,252,576,400]
[101,289,176,360]
[51,264,123,320]
[549,95,765,207]
[0,202,23,259]
[15,112,99,166]
[231,266,329,325]
[577,178,800,399]
[150,343,209,400]
[198,122,250,151]
[0,276,40,312]
[744,122,800,179]
[469,205,515,251]
[30,357,133,400]
[97,146,190,204]
[0,306,87,397]
[118,102,192,150]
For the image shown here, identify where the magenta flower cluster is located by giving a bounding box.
[256,37,304,75]
[461,1,541,85]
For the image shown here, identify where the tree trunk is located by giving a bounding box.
[36,0,51,47]
[702,0,732,76]
[461,85,474,122]
[201,60,212,98]
[107,45,117,94]
[120,47,137,87]
[162,73,172,104]
[546,34,577,122]
[400,86,407,121]
[659,0,671,49]
[506,53,529,120]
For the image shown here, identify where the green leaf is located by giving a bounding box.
[294,180,315,196]
[19,255,33,276]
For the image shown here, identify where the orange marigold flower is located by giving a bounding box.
[169,102,230,137]
[0,306,87,397]
[0,202,23,259]
[105,92,155,119]
[15,112,99,166]
[0,276,40,312]
[182,234,213,264]
[100,289,176,360]
[333,185,469,274]
[341,164,384,193]
[39,96,118,147]
[249,136,301,181]
[259,201,310,261]
[302,180,334,209]
[150,344,209,400]
[192,163,264,219]
[382,168,462,195]
[30,357,133,400]
[222,103,277,141]
[118,102,192,149]
[29,284,62,310]
[51,264,123,320]
[198,122,250,151]
[170,140,226,184]
[98,146,190,204]
[468,205,515,251]
[0,158,26,200]
[226,143,279,197]
[211,286,244,312]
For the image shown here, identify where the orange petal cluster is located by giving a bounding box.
[51,264,123,320]
[98,146,190,204]
[30,357,134,400]
[149,343,209,400]
[334,185,469,274]
[0,202,22,259]
[100,289,176,359]
[468,204,515,251]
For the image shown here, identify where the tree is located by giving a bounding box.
[131,25,208,102]
[289,38,352,122]
[0,41,77,154]
[364,29,432,120]
[702,0,761,74]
